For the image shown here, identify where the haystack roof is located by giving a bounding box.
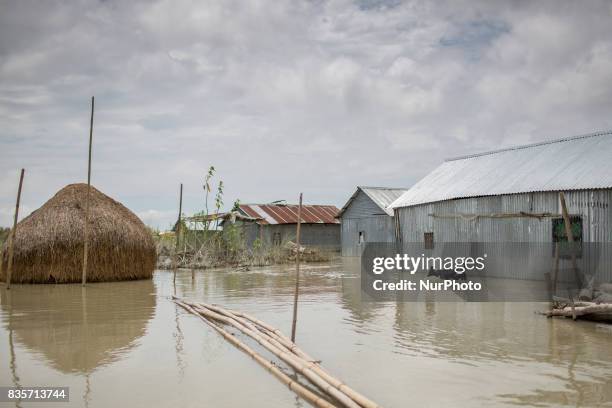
[0,183,156,283]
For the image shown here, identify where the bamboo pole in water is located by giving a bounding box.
[559,192,581,287]
[234,309,318,361]
[559,191,581,320]
[550,242,559,308]
[291,193,303,342]
[174,299,335,408]
[6,168,25,290]
[542,302,612,318]
[176,298,381,408]
[82,96,95,286]
[214,304,381,408]
[188,303,361,408]
[174,183,183,284]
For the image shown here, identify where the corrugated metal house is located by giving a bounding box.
[222,203,341,250]
[389,130,612,280]
[338,187,408,256]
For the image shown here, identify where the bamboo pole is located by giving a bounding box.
[82,96,95,286]
[178,298,381,408]
[558,192,581,289]
[234,309,318,362]
[186,302,361,408]
[291,193,303,342]
[175,183,183,284]
[550,243,559,306]
[174,300,335,408]
[211,303,381,408]
[542,302,612,318]
[6,168,25,290]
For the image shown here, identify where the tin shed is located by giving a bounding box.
[223,203,341,250]
[338,187,408,256]
[389,130,612,281]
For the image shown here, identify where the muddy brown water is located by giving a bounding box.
[1,259,611,407]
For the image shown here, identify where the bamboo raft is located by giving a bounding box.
[172,297,381,408]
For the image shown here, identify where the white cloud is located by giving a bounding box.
[1,0,611,226]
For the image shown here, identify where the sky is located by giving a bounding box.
[1,0,612,229]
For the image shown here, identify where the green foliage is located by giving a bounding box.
[215,181,224,213]
[203,166,215,193]
[252,237,262,250]
[223,223,245,255]
[0,227,10,246]
[552,217,583,242]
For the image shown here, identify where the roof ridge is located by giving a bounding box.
[241,202,337,206]
[445,129,612,162]
[358,186,409,190]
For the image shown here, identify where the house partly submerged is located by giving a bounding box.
[222,203,341,250]
[389,130,612,281]
[337,187,408,256]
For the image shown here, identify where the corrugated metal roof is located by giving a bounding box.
[338,186,409,217]
[391,130,612,209]
[238,203,340,225]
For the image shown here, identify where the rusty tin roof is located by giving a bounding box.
[238,204,340,225]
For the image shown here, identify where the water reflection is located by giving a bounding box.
[0,264,610,407]
[0,280,156,374]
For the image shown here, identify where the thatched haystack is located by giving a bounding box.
[0,183,156,283]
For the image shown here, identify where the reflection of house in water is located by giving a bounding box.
[392,300,612,405]
[1,279,156,374]
[392,300,612,362]
[220,203,341,251]
[337,257,388,323]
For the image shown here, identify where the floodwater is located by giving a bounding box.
[1,259,611,408]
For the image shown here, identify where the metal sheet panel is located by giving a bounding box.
[338,186,408,217]
[395,190,612,281]
[391,130,612,208]
[239,204,340,225]
[341,216,396,256]
[360,187,408,216]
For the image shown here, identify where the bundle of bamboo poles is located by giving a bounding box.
[542,301,612,322]
[173,297,380,408]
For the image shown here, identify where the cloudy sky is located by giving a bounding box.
[1,0,611,229]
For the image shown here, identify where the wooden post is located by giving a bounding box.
[82,96,94,286]
[6,169,25,290]
[290,193,303,343]
[559,192,581,289]
[174,183,183,283]
[551,242,559,296]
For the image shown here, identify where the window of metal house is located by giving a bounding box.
[272,232,282,246]
[552,216,583,259]
[359,231,366,244]
[424,232,434,249]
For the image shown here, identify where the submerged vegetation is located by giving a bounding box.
[153,227,333,270]
[153,165,333,270]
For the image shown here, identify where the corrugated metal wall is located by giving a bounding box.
[395,189,612,282]
[236,223,340,250]
[341,190,396,256]
[341,216,396,256]
[341,190,387,218]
